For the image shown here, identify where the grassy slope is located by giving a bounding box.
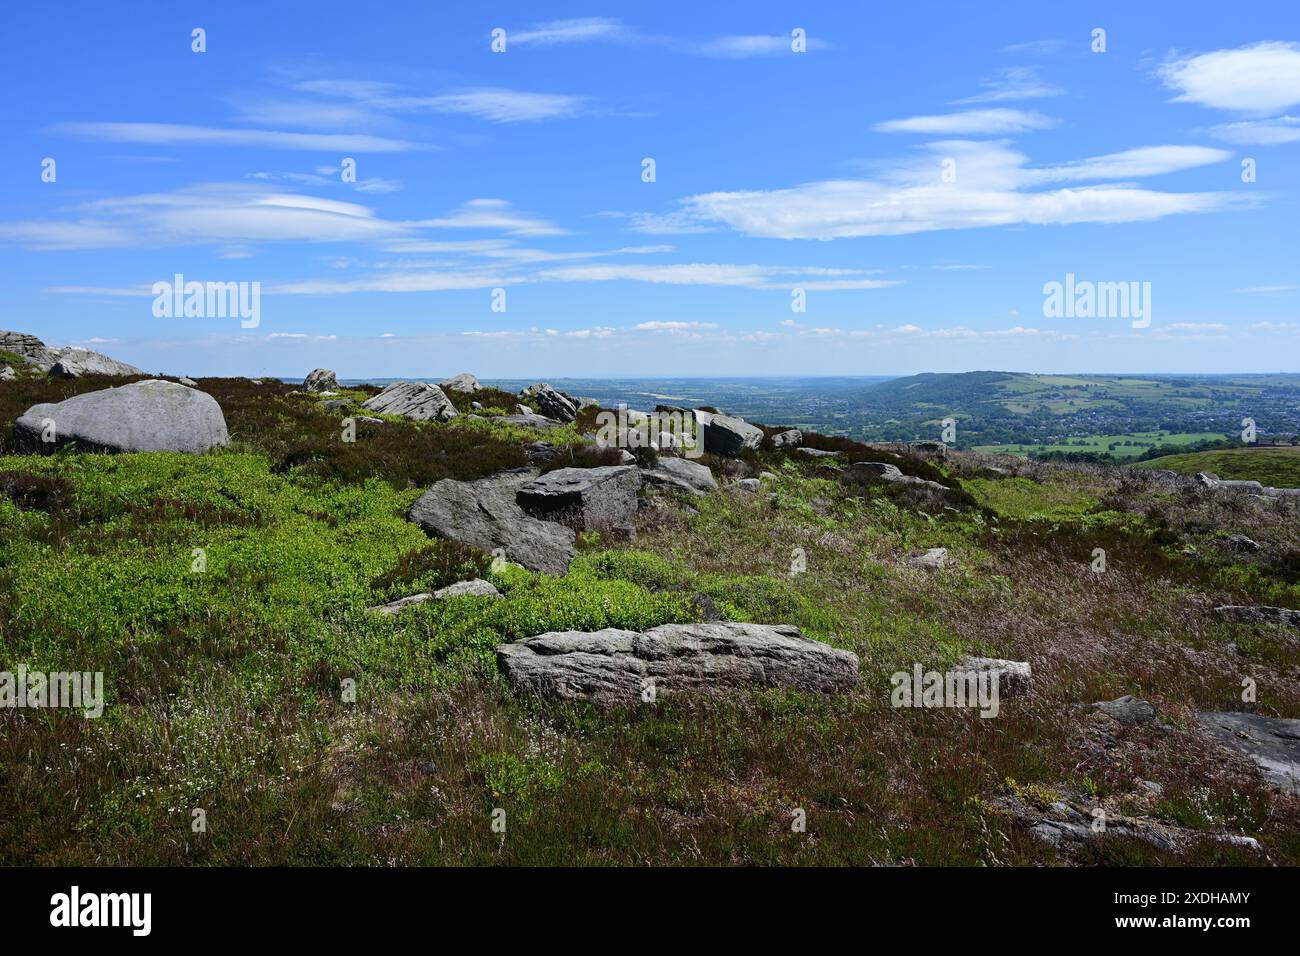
[1134,446,1300,487]
[2,380,1299,865]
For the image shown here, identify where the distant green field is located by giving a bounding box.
[974,431,1224,460]
[1133,446,1300,486]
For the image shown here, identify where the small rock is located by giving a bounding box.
[956,656,1031,698]
[432,579,501,600]
[1225,534,1261,552]
[1214,605,1300,628]
[908,547,950,569]
[439,372,480,393]
[1093,695,1158,725]
[733,478,761,493]
[771,429,803,449]
[303,368,339,392]
[794,447,838,458]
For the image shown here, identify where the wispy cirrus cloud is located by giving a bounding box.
[1210,116,1300,145]
[50,121,429,152]
[873,108,1057,135]
[953,67,1064,104]
[502,17,818,58]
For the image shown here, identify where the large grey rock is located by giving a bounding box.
[955,656,1031,698]
[520,383,577,423]
[407,468,574,576]
[0,330,61,369]
[361,381,458,422]
[497,622,859,705]
[517,465,640,531]
[48,347,143,378]
[439,372,480,393]
[640,456,717,496]
[702,413,763,456]
[303,368,339,392]
[1214,605,1300,627]
[1197,712,1300,794]
[14,379,229,454]
[771,428,803,449]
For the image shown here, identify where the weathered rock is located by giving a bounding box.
[497,621,859,705]
[48,348,143,378]
[14,379,229,454]
[0,330,61,369]
[361,381,458,422]
[956,656,1031,698]
[517,465,640,531]
[1225,534,1260,552]
[525,441,561,464]
[1093,695,1157,725]
[322,399,350,411]
[439,372,480,393]
[367,593,434,616]
[701,413,762,456]
[908,547,950,569]
[845,461,950,493]
[303,368,339,392]
[407,468,575,575]
[639,456,716,496]
[771,429,803,449]
[520,383,577,423]
[1214,605,1300,627]
[434,579,502,600]
[178,376,198,387]
[0,366,14,381]
[1197,712,1300,794]
[733,478,761,493]
[501,413,565,430]
[794,447,838,459]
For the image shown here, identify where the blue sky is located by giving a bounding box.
[1,1,1298,377]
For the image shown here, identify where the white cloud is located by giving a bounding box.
[414,199,566,237]
[510,18,630,46]
[639,140,1242,240]
[396,88,589,123]
[1158,42,1300,113]
[535,263,900,289]
[873,109,1056,135]
[51,122,429,152]
[1166,322,1230,331]
[634,320,719,331]
[1237,284,1297,294]
[1210,116,1300,145]
[954,67,1064,104]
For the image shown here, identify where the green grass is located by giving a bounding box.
[975,431,1224,459]
[1133,445,1300,486]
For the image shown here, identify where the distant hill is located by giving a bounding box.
[1134,446,1300,487]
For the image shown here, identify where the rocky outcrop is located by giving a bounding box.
[49,348,144,378]
[771,428,803,449]
[303,368,339,392]
[520,383,577,423]
[1197,471,1300,499]
[439,372,480,393]
[1197,712,1300,794]
[0,330,61,369]
[497,622,860,705]
[517,465,641,531]
[640,457,717,496]
[14,379,229,454]
[700,412,763,456]
[361,381,458,422]
[1214,605,1300,627]
[407,468,574,576]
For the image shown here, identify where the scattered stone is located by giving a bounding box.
[14,379,229,454]
[759,471,779,481]
[433,579,501,600]
[361,381,458,422]
[525,441,561,464]
[0,366,14,381]
[517,465,641,531]
[520,383,577,423]
[49,348,144,378]
[497,622,860,705]
[1225,534,1261,552]
[688,593,725,622]
[501,413,564,430]
[471,401,484,410]
[1093,695,1158,725]
[514,403,533,416]
[178,376,198,387]
[701,413,763,456]
[407,468,575,576]
[844,461,952,493]
[322,399,350,411]
[1197,712,1300,794]
[794,447,838,459]
[439,372,480,393]
[368,593,434,616]
[956,656,1031,698]
[303,368,339,392]
[908,547,950,570]
[771,428,803,449]
[357,416,384,425]
[1214,605,1300,628]
[639,456,717,496]
[733,477,761,493]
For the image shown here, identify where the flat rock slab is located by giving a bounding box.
[48,347,144,378]
[640,456,717,496]
[407,468,575,576]
[845,461,949,492]
[1215,605,1300,627]
[517,465,640,530]
[497,622,860,705]
[15,379,229,454]
[361,381,458,422]
[1197,712,1300,794]
[439,372,480,393]
[499,413,564,430]
[367,579,502,615]
[794,447,838,459]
